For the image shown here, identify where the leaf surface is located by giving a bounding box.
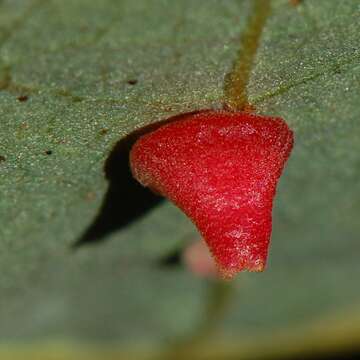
[1,0,360,358]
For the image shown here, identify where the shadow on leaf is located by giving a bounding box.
[74,111,200,248]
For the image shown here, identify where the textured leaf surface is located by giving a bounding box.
[1,0,360,358]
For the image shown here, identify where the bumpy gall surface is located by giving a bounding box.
[130,110,293,278]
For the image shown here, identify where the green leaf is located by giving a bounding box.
[1,0,360,358]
